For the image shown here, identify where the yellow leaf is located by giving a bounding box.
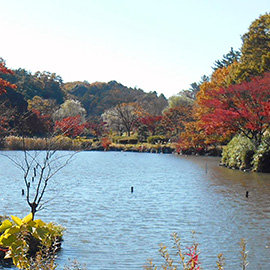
[0,219,12,232]
[0,234,5,245]
[11,215,22,226]
[22,213,33,224]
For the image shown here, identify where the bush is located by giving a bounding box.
[252,135,270,172]
[112,135,138,145]
[221,135,255,170]
[147,135,168,144]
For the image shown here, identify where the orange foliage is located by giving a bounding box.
[101,137,111,150]
[194,64,238,144]
[161,105,193,140]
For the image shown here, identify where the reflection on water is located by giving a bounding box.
[0,151,269,269]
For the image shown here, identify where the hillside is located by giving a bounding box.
[63,80,168,116]
[4,66,168,117]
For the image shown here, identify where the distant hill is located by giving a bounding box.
[63,80,168,116]
[3,66,168,117]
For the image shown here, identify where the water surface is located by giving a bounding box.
[0,151,269,269]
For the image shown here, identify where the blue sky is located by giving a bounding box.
[1,0,269,98]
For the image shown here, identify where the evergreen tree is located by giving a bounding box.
[212,47,241,70]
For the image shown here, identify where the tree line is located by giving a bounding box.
[1,13,270,171]
[173,13,270,171]
[0,62,168,142]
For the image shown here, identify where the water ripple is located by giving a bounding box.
[0,152,270,269]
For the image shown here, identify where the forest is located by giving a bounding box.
[0,13,270,172]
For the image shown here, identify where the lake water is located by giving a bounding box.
[0,151,270,269]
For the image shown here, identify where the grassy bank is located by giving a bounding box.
[2,136,177,153]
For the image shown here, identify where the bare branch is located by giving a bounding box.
[3,138,77,219]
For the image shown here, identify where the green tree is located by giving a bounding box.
[167,94,194,109]
[34,72,64,104]
[232,13,270,82]
[212,47,241,70]
[12,69,44,100]
[9,69,65,104]
[181,76,209,100]
[63,80,168,116]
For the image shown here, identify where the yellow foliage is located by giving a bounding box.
[0,214,64,269]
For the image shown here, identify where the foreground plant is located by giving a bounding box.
[144,232,201,270]
[216,253,225,270]
[239,238,249,270]
[144,233,248,270]
[0,213,64,269]
[64,259,87,270]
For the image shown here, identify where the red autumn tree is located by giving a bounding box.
[194,63,240,145]
[54,115,86,138]
[0,58,17,94]
[198,72,270,146]
[138,115,162,136]
[31,109,53,135]
[0,58,17,137]
[85,121,106,138]
[0,116,10,137]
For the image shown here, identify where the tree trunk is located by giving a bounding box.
[30,202,38,220]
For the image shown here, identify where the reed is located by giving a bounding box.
[4,136,86,151]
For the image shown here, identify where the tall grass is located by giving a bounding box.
[4,136,86,151]
[3,135,176,152]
